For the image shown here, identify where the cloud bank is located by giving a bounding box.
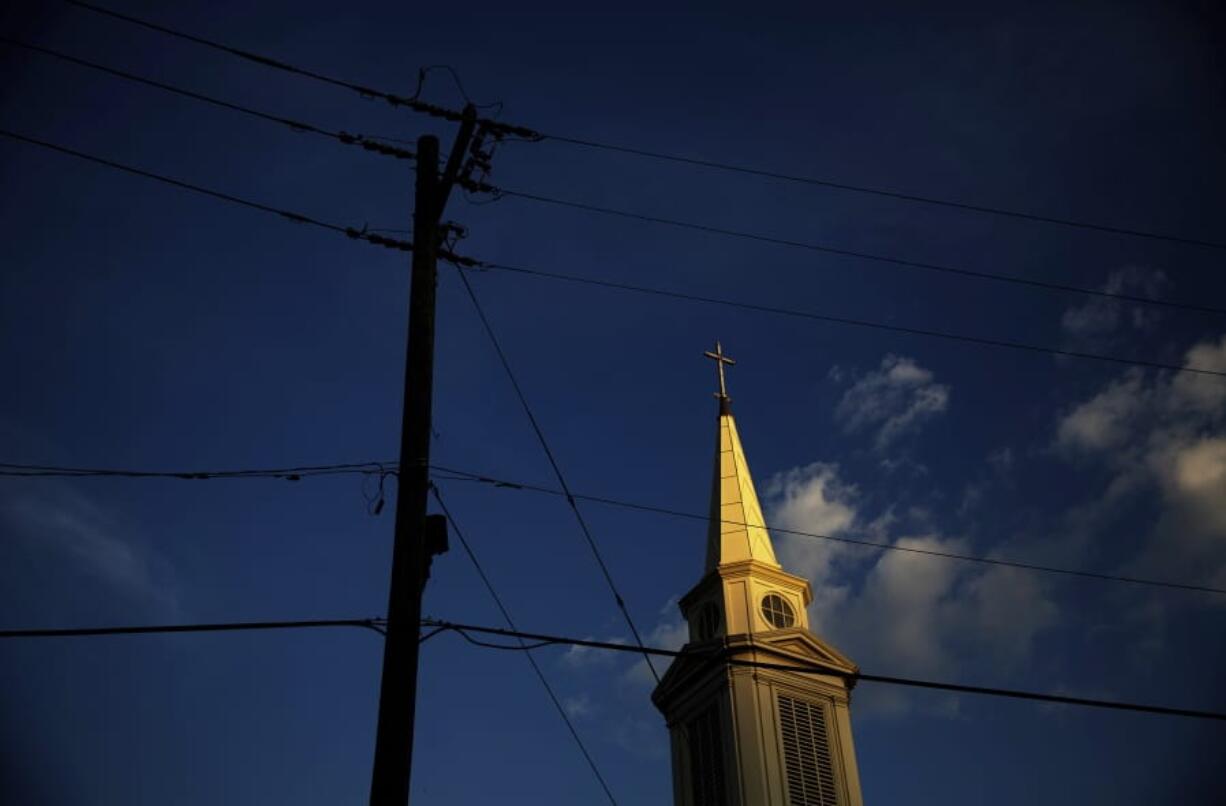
[1056,333,1226,589]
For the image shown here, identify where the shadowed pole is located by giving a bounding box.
[370,107,476,806]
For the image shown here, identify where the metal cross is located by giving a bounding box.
[703,340,736,399]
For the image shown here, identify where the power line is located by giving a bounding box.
[411,64,503,114]
[5,115,1214,375]
[430,484,618,805]
[0,618,387,638]
[0,128,421,253]
[0,460,392,480]
[54,4,1225,316]
[65,1,1224,254]
[64,0,536,141]
[5,458,1223,596]
[453,266,662,684]
[429,465,1226,597]
[459,260,1226,379]
[447,629,555,652]
[44,27,1188,326]
[0,37,415,161]
[538,135,1226,251]
[489,188,1226,316]
[7,616,1221,721]
[2,124,1214,607]
[423,619,1226,722]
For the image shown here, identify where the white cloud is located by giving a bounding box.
[1167,437,1226,522]
[767,464,857,547]
[1056,370,1148,452]
[1053,333,1226,590]
[1168,335,1226,413]
[987,447,1014,475]
[561,635,626,669]
[562,694,596,720]
[1,483,179,612]
[846,533,969,673]
[763,463,1057,716]
[834,355,949,449]
[878,456,930,476]
[1148,433,1226,579]
[767,464,860,633]
[621,598,688,689]
[587,599,687,761]
[650,609,690,651]
[838,537,1056,679]
[1060,266,1167,342]
[962,566,1058,663]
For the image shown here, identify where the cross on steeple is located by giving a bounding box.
[704,340,736,400]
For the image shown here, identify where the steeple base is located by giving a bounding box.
[653,630,863,806]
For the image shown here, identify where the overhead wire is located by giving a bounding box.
[7,616,1222,721]
[488,188,1226,316]
[452,267,662,685]
[410,64,503,114]
[430,465,1226,597]
[26,17,1202,557]
[536,134,1226,251]
[0,37,415,161]
[430,483,619,805]
[0,460,393,480]
[0,122,1211,603]
[457,260,1226,379]
[63,0,536,140]
[417,625,449,644]
[63,0,1225,253]
[9,23,1214,320]
[0,129,424,254]
[26,0,1226,768]
[0,618,388,638]
[6,114,1217,376]
[19,51,1203,642]
[433,620,1226,722]
[2,123,1215,378]
[5,458,1224,596]
[32,3,1225,324]
[448,630,556,652]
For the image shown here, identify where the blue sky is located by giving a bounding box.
[2,1,1224,803]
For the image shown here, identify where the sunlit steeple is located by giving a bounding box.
[652,342,864,806]
[703,341,779,572]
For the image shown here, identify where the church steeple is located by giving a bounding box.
[652,343,864,806]
[704,341,778,571]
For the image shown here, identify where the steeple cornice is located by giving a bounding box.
[679,560,813,615]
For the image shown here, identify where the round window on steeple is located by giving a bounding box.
[695,603,722,641]
[760,594,795,629]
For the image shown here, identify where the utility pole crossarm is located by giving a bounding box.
[437,104,477,211]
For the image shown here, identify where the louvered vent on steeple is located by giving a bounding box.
[778,695,838,806]
[687,703,727,806]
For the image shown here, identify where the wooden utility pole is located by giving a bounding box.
[370,107,477,806]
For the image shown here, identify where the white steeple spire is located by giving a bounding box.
[704,343,779,570]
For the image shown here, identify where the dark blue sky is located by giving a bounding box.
[2,2,1225,804]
